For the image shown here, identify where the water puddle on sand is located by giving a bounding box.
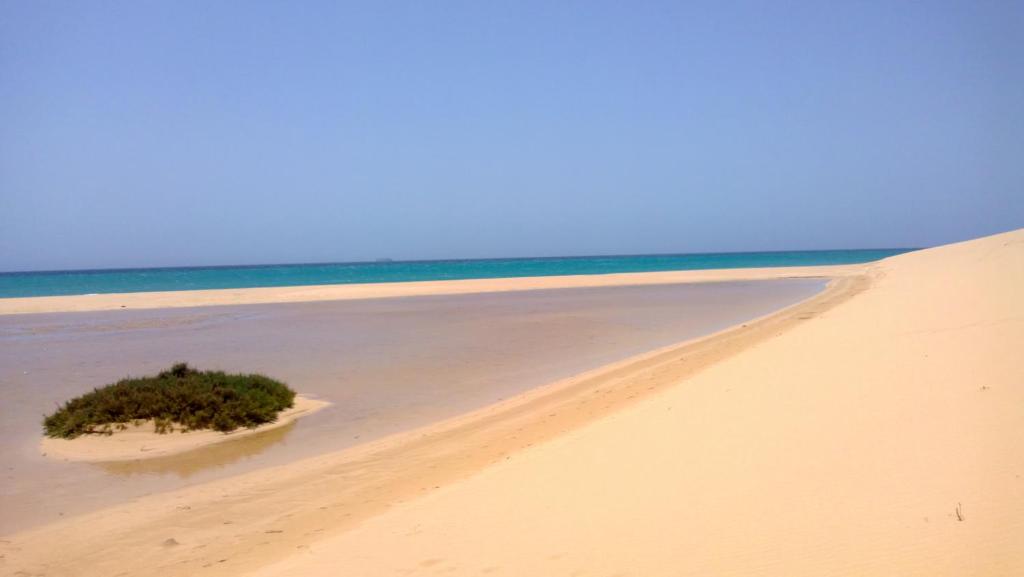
[0,279,824,534]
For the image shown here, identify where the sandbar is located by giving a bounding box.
[0,264,857,314]
[40,396,330,463]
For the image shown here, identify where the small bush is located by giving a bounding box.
[43,363,296,439]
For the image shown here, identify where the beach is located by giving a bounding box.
[1,229,1021,576]
[1,277,824,533]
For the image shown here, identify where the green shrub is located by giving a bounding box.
[43,363,296,439]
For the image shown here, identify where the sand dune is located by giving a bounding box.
[251,229,1024,576]
[1,230,1020,576]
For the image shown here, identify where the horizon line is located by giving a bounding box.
[0,246,920,276]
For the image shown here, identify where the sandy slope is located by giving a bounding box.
[249,229,1023,576]
[1,230,1020,577]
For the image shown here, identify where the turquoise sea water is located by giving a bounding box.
[0,249,913,298]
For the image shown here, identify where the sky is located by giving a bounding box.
[1,1,1022,271]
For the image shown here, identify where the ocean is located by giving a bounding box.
[0,249,913,298]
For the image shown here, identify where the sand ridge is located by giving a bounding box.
[251,229,1024,577]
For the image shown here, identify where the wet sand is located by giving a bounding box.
[0,278,822,534]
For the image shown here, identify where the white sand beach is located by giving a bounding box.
[1,229,1021,576]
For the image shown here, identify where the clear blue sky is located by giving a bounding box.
[1,1,1021,271]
